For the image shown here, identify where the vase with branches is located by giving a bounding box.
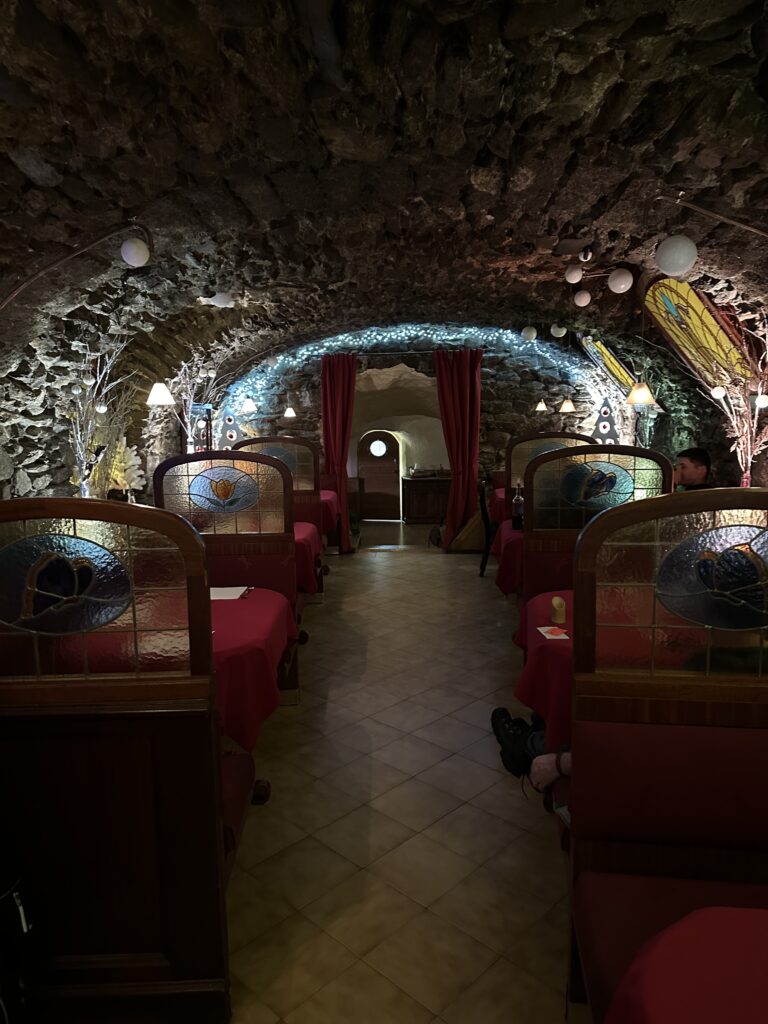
[165,348,241,451]
[66,337,136,497]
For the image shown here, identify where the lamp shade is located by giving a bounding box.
[283,405,297,418]
[146,382,176,407]
[535,400,548,412]
[121,238,150,268]
[241,397,257,414]
[559,398,576,413]
[608,268,634,294]
[654,235,697,276]
[626,381,656,406]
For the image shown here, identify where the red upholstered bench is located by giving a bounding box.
[570,721,768,1022]
[293,521,322,595]
[574,874,768,1023]
[491,520,523,596]
[320,489,340,537]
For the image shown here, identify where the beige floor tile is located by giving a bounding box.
[252,836,359,909]
[293,705,365,735]
[369,833,475,905]
[314,805,414,866]
[371,699,445,732]
[285,959,433,1024]
[302,870,423,955]
[440,956,564,1024]
[364,910,497,1015]
[470,778,550,831]
[372,735,450,774]
[449,698,498,730]
[412,716,488,753]
[284,738,363,779]
[330,717,405,753]
[227,867,295,953]
[423,803,523,864]
[237,807,308,870]
[461,735,506,771]
[412,686,475,715]
[323,754,410,802]
[251,757,316,792]
[332,686,403,715]
[417,754,503,801]
[430,866,556,953]
[483,834,569,902]
[506,917,569,993]
[370,778,463,831]
[231,914,356,1018]
[230,979,280,1023]
[271,778,364,833]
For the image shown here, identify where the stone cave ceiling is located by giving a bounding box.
[0,0,767,388]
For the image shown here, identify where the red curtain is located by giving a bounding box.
[435,349,483,548]
[321,353,357,553]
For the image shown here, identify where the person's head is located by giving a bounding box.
[675,447,711,486]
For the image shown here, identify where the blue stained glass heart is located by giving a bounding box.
[0,534,132,634]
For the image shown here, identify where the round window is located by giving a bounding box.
[369,440,387,457]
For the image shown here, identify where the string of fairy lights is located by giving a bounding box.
[221,323,621,431]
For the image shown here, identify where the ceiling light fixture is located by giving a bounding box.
[607,268,634,293]
[565,266,583,284]
[573,290,592,307]
[550,324,567,338]
[521,325,537,341]
[654,235,698,277]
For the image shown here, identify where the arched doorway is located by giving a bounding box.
[358,430,400,520]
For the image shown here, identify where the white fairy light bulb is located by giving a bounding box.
[565,266,583,284]
[95,402,108,414]
[756,394,768,409]
[196,418,208,429]
[655,235,697,276]
[521,325,537,341]
[82,374,96,387]
[574,290,592,307]
[207,369,217,379]
[608,268,634,293]
[120,238,150,268]
[710,385,727,400]
[71,385,82,396]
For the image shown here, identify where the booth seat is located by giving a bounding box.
[570,720,768,1022]
[320,488,340,537]
[293,521,323,595]
[491,520,523,596]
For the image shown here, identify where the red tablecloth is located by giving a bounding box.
[605,907,768,1024]
[320,489,340,535]
[211,588,297,751]
[491,521,523,596]
[514,589,574,751]
[489,487,508,523]
[293,521,321,594]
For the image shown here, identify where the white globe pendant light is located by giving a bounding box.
[756,394,768,410]
[574,290,591,307]
[521,325,537,341]
[608,268,634,293]
[710,385,726,400]
[565,265,583,284]
[550,324,567,338]
[655,235,697,277]
[120,237,150,268]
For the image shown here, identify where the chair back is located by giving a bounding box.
[0,498,227,1018]
[233,435,322,532]
[570,488,768,884]
[522,445,672,601]
[154,451,296,606]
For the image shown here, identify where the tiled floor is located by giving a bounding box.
[229,529,576,1023]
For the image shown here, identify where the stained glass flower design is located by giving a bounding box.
[189,466,259,512]
[561,460,634,510]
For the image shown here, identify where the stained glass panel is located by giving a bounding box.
[237,440,317,491]
[190,466,260,513]
[509,436,589,484]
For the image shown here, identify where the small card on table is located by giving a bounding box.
[537,626,570,640]
[210,587,249,601]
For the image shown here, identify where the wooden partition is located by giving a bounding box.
[521,444,673,602]
[0,498,229,1023]
[233,435,322,534]
[154,450,297,609]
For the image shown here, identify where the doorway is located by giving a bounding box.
[358,430,400,520]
